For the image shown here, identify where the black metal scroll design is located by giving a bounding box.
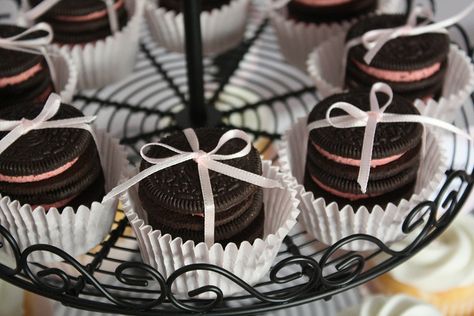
[0,170,472,314]
[166,256,322,313]
[317,170,473,288]
[0,231,167,311]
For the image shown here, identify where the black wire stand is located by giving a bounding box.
[1,0,474,315]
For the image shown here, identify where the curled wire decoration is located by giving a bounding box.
[166,256,322,313]
[19,244,167,310]
[0,225,22,276]
[317,170,473,289]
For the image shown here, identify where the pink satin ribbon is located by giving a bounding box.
[103,129,283,247]
[23,0,119,34]
[0,93,97,156]
[307,82,472,194]
[341,4,474,81]
[0,23,58,91]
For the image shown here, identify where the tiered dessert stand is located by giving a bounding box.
[0,0,473,314]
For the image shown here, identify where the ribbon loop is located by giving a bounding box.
[308,82,472,194]
[360,4,474,65]
[103,128,283,247]
[0,23,59,91]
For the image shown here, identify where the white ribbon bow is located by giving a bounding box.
[104,129,283,246]
[23,0,119,34]
[0,23,58,91]
[307,82,472,194]
[0,93,97,156]
[342,3,474,81]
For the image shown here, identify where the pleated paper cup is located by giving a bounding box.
[48,46,77,104]
[0,130,129,263]
[120,161,300,297]
[308,34,474,122]
[269,0,404,71]
[54,0,145,90]
[145,0,250,56]
[278,118,447,251]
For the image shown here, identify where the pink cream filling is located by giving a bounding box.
[33,194,78,210]
[0,63,43,88]
[294,0,352,6]
[55,0,124,22]
[313,142,404,167]
[353,59,441,82]
[0,157,79,183]
[311,175,381,201]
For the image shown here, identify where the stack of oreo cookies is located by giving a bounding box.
[345,14,450,101]
[305,91,423,208]
[158,0,232,12]
[0,25,55,108]
[287,0,377,24]
[138,128,265,246]
[0,102,105,211]
[28,0,128,44]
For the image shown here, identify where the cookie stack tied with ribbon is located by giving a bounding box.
[269,0,402,70]
[279,82,474,251]
[0,23,77,106]
[305,88,422,209]
[107,128,299,296]
[0,93,128,262]
[344,8,450,101]
[138,129,265,246]
[21,0,145,89]
[145,0,250,56]
[307,4,474,122]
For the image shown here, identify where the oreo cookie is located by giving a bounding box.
[345,14,450,101]
[158,0,232,12]
[0,102,104,211]
[305,91,423,209]
[28,0,129,44]
[138,128,265,246]
[287,0,377,24]
[0,24,55,107]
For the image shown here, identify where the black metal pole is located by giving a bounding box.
[183,0,207,127]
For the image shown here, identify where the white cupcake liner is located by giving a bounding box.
[0,130,129,263]
[269,0,404,71]
[145,0,250,56]
[48,46,78,104]
[308,34,474,122]
[120,161,300,297]
[53,0,145,90]
[278,118,447,251]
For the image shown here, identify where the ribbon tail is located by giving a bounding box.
[204,159,282,189]
[357,117,377,194]
[24,0,61,21]
[0,126,26,156]
[198,164,216,247]
[102,154,194,202]
[104,0,119,34]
